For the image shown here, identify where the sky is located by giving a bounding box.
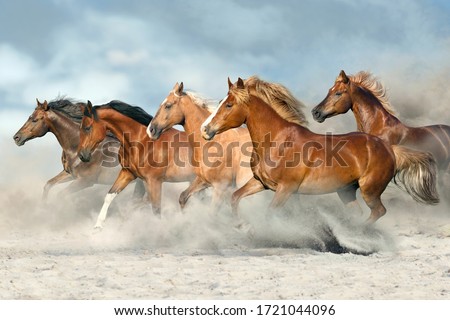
[1,0,450,138]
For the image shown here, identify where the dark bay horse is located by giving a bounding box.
[78,100,195,229]
[13,98,143,200]
[312,70,449,199]
[202,78,439,223]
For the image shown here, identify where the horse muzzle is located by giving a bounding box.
[13,133,26,146]
[311,108,326,123]
[201,125,216,141]
[78,150,92,162]
[147,123,162,140]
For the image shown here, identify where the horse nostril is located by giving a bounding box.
[13,135,19,141]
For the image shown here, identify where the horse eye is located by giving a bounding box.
[226,103,233,108]
[335,92,342,96]
[84,126,92,133]
[165,103,172,109]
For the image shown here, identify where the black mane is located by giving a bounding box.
[96,100,153,126]
[48,98,85,123]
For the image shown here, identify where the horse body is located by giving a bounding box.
[312,70,450,172]
[202,78,438,223]
[78,101,195,228]
[147,83,253,210]
[13,99,125,199]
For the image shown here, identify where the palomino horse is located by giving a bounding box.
[78,100,195,229]
[147,77,307,210]
[312,70,449,199]
[202,78,439,223]
[147,82,253,210]
[13,98,143,200]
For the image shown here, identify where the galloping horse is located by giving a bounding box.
[13,98,142,199]
[202,78,439,223]
[147,82,253,210]
[78,100,195,229]
[147,77,307,210]
[312,70,449,199]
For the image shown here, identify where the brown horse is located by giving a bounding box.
[312,70,449,199]
[78,100,195,229]
[148,77,307,211]
[147,82,253,211]
[202,78,439,223]
[12,98,143,200]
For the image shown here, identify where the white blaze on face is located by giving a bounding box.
[200,94,228,133]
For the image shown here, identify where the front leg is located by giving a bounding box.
[269,183,298,209]
[231,176,265,216]
[95,169,136,229]
[179,176,209,210]
[146,178,163,217]
[43,170,73,200]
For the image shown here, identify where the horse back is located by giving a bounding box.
[404,124,450,169]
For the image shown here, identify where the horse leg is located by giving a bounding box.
[147,178,162,217]
[269,184,297,209]
[132,179,146,200]
[179,176,209,210]
[60,178,95,196]
[95,169,136,229]
[231,177,265,216]
[359,182,387,223]
[337,184,363,216]
[43,170,73,201]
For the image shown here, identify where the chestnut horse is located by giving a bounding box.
[13,98,144,200]
[147,77,307,210]
[202,78,439,223]
[312,70,449,199]
[78,100,195,229]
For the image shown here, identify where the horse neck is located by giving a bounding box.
[181,98,211,136]
[46,110,80,151]
[350,84,406,138]
[96,108,147,146]
[245,96,302,148]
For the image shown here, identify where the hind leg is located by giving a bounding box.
[337,184,363,216]
[359,182,387,223]
[358,172,389,223]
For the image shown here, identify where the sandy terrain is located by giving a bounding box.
[1,144,449,300]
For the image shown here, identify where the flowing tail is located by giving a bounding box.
[392,145,439,205]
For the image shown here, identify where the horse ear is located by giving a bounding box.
[337,70,350,84]
[84,100,93,117]
[178,82,184,94]
[172,82,179,91]
[43,100,49,111]
[228,77,233,89]
[36,98,41,106]
[237,77,245,89]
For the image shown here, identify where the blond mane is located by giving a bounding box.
[185,91,217,114]
[242,76,308,126]
[349,71,396,115]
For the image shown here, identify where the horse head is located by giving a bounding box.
[78,101,106,162]
[312,70,353,123]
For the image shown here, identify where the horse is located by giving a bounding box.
[147,77,307,211]
[202,77,439,223]
[312,70,450,200]
[78,100,195,229]
[12,98,144,200]
[147,82,253,211]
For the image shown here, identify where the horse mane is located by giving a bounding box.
[96,100,153,126]
[47,97,85,123]
[349,71,396,115]
[243,76,308,126]
[185,91,217,113]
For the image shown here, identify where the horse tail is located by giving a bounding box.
[392,145,440,205]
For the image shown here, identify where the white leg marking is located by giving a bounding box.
[95,193,118,229]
